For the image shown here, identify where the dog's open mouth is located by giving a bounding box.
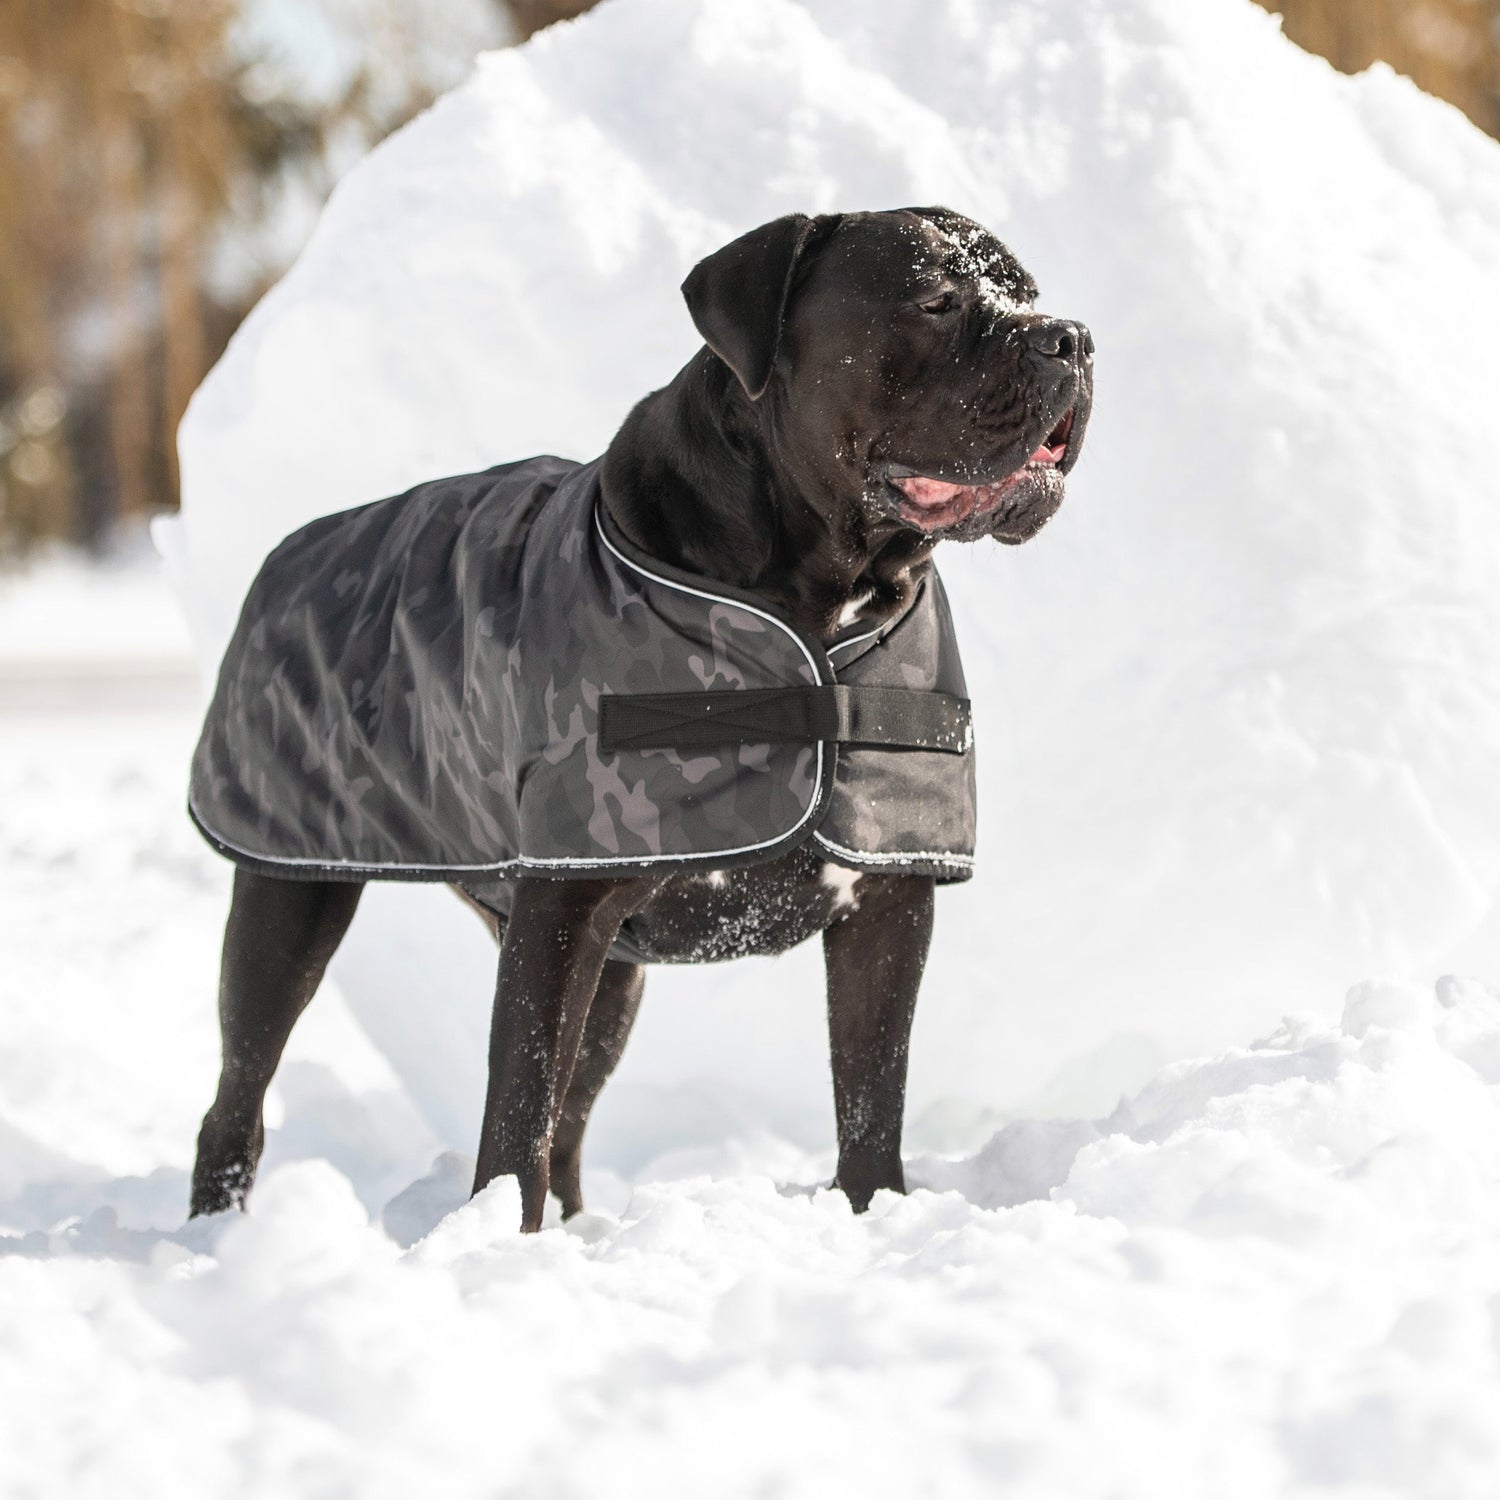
[889,408,1075,533]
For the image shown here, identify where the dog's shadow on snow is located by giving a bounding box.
[0,1064,1133,1260]
[0,1117,197,1261]
[0,1118,1115,1262]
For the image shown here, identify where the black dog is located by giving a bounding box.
[189,207,1092,1232]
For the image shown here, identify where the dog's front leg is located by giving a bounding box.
[473,875,659,1230]
[822,872,935,1211]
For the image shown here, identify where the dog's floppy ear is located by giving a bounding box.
[681,213,826,400]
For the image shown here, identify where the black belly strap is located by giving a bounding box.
[598,684,972,754]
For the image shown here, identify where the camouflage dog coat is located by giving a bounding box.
[190,456,976,952]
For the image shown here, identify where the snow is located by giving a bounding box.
[5,0,1500,1490]
[0,535,193,667]
[167,0,1500,1136]
[4,665,1500,1492]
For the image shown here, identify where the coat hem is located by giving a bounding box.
[810,832,974,884]
[187,789,848,885]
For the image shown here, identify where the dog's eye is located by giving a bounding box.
[916,290,956,315]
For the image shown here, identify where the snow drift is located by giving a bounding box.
[7,727,1500,1500]
[168,0,1500,1138]
[5,662,1500,1497]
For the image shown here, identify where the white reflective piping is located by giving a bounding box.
[591,506,828,684]
[586,504,826,862]
[827,622,887,658]
[189,793,521,874]
[812,831,973,869]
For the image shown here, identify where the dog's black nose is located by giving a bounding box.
[1023,319,1091,362]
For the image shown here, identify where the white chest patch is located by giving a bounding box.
[820,861,863,913]
[835,590,874,628]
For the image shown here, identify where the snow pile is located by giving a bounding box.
[167,0,1500,1132]
[5,629,1500,1494]
[0,534,193,667]
[5,879,1500,1497]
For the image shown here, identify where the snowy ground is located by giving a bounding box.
[3,550,1500,1496]
[172,0,1500,1137]
[8,0,1500,1488]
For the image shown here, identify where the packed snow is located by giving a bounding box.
[3,657,1500,1494]
[169,0,1500,1134]
[5,0,1500,1492]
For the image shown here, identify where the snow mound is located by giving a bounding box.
[5,973,1499,1497]
[169,0,1500,1127]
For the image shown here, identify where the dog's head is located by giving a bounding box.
[683,207,1092,545]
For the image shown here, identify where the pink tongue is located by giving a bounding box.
[898,445,1063,509]
[894,475,969,508]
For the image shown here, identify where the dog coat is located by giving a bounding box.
[190,456,977,955]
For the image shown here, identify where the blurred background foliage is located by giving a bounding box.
[0,0,1495,555]
[1257,0,1500,135]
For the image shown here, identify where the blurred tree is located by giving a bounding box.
[1255,0,1500,136]
[10,0,1484,555]
[0,1,312,549]
[0,0,515,554]
[506,0,599,40]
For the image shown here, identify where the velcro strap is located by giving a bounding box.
[598,685,971,755]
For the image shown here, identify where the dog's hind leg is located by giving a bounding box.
[473,875,658,1231]
[190,869,363,1216]
[547,958,645,1219]
[822,872,934,1212]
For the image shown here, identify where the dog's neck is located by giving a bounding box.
[601,351,934,642]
